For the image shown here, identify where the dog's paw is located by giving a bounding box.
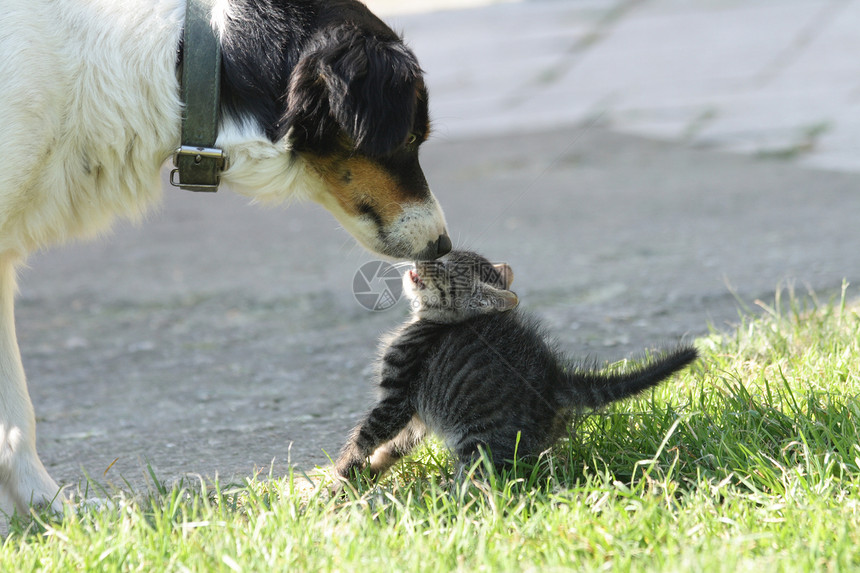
[0,460,65,517]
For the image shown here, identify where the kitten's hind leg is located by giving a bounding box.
[335,394,415,479]
[453,440,516,481]
[368,417,427,477]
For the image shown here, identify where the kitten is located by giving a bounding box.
[335,250,698,479]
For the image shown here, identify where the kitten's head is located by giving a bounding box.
[404,250,518,322]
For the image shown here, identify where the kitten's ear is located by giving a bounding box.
[482,286,519,312]
[493,264,514,289]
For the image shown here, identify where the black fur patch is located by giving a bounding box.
[282,24,423,156]
[218,0,426,157]
[219,0,315,140]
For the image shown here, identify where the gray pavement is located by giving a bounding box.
[374,0,860,171]
[9,0,860,509]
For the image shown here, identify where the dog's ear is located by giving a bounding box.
[282,47,342,154]
[327,35,422,156]
[283,28,422,156]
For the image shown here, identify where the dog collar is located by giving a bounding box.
[170,0,228,192]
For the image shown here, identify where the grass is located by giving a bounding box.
[4,283,860,571]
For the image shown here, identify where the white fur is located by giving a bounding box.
[0,0,192,516]
[0,0,446,515]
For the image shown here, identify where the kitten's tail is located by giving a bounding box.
[563,346,698,410]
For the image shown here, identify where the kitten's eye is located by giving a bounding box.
[406,133,418,146]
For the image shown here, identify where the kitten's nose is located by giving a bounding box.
[415,233,452,261]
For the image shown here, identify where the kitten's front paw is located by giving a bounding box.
[335,458,364,480]
[327,458,367,497]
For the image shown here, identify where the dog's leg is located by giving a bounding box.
[0,256,63,515]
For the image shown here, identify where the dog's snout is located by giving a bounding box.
[415,233,452,261]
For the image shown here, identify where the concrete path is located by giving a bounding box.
[5,0,859,517]
[370,0,860,172]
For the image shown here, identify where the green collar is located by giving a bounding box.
[171,0,228,192]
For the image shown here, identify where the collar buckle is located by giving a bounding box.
[170,146,229,192]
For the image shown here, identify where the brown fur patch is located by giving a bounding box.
[304,153,418,224]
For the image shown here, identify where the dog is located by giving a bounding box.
[0,0,450,514]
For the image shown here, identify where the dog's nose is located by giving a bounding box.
[436,233,452,256]
[415,233,452,260]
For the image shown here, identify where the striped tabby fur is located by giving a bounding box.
[335,251,697,479]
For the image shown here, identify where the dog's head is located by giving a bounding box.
[217,2,450,260]
[280,23,449,261]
